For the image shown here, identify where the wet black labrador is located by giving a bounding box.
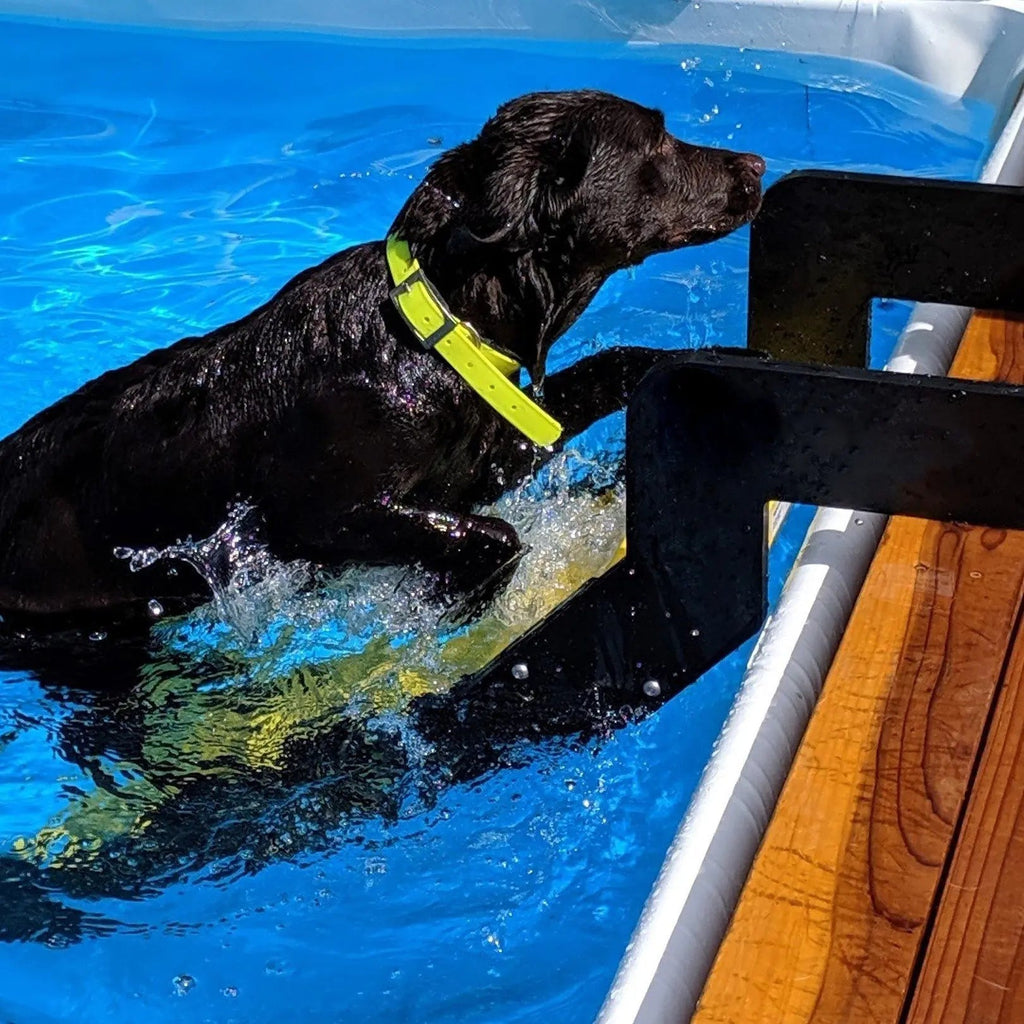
[0,89,763,633]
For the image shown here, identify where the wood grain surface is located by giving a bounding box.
[904,590,1024,1024]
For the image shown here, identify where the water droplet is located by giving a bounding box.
[511,662,529,680]
[147,598,164,618]
[88,631,107,642]
[854,518,864,526]
[690,628,701,637]
[173,975,195,996]
[642,679,662,697]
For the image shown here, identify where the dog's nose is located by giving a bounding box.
[735,152,766,177]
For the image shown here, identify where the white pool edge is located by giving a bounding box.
[1,0,1024,109]
[597,32,1024,1024]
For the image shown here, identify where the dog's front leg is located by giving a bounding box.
[267,503,522,604]
[384,505,523,603]
[472,347,681,500]
[539,346,676,439]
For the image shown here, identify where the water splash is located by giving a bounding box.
[112,447,625,695]
[114,502,312,646]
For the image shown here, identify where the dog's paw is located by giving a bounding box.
[437,547,524,626]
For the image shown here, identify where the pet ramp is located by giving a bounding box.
[411,170,1024,777]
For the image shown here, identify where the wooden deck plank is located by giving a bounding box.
[692,312,1024,1024]
[904,604,1024,1024]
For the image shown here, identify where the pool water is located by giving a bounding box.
[0,16,992,1024]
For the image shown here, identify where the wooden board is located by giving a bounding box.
[904,602,1024,1024]
[692,312,1024,1024]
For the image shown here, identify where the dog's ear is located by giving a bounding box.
[539,124,591,198]
[451,124,593,257]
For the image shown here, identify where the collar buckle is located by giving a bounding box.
[389,269,457,350]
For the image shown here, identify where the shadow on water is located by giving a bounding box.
[0,456,635,946]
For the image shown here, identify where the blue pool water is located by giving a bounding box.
[0,16,993,1024]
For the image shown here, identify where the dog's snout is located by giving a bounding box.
[722,149,765,221]
[734,152,766,177]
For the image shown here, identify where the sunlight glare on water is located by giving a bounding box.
[0,16,993,1024]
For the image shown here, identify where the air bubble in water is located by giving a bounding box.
[511,662,529,680]
[172,975,195,996]
[642,679,662,697]
[147,598,164,618]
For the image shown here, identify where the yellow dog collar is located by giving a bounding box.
[385,235,562,448]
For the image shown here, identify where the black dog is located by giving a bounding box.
[0,89,763,632]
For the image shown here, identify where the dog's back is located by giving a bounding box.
[0,244,389,617]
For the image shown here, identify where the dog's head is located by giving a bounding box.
[393,89,763,269]
[390,90,764,371]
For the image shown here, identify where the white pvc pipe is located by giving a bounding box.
[598,52,1024,1024]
